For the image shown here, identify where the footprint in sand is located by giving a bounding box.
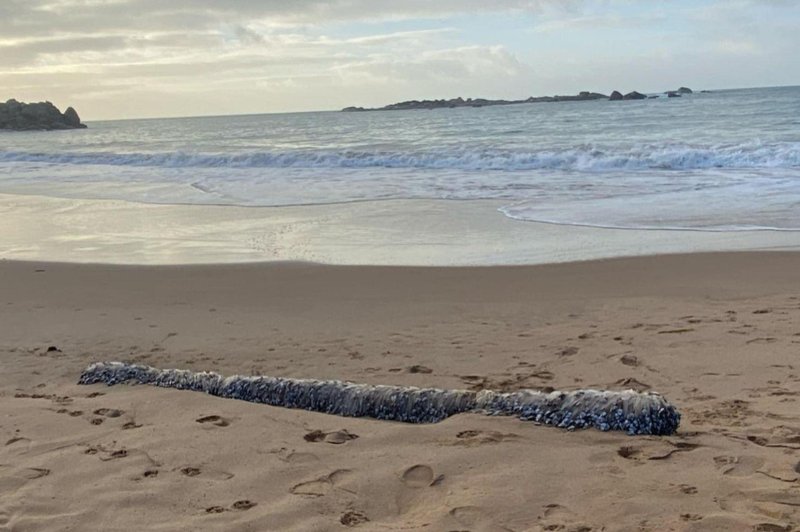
[290,478,331,497]
[556,346,579,357]
[94,408,124,418]
[99,449,128,461]
[304,429,358,444]
[204,501,258,515]
[181,466,201,477]
[178,466,234,480]
[231,500,257,511]
[539,503,592,532]
[401,464,435,488]
[449,506,487,527]
[719,488,800,524]
[290,469,353,497]
[754,524,793,532]
[195,415,231,427]
[282,450,320,464]
[396,465,443,515]
[713,455,765,477]
[340,510,369,527]
[453,430,518,446]
[617,441,700,461]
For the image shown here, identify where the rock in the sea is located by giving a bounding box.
[666,91,682,98]
[623,91,647,100]
[677,87,693,94]
[609,91,624,101]
[0,99,87,130]
[63,107,83,127]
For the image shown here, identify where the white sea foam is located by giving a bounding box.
[1,142,799,171]
[2,86,800,233]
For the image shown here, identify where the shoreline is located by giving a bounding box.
[3,253,800,530]
[3,192,800,266]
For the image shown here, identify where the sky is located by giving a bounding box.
[1,0,798,120]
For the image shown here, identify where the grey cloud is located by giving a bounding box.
[2,0,797,119]
[2,0,584,37]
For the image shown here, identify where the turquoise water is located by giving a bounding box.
[1,86,799,230]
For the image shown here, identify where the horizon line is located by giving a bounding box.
[72,83,799,123]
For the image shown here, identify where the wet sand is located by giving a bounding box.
[3,193,800,265]
[2,253,800,531]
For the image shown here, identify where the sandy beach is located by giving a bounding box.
[2,252,800,531]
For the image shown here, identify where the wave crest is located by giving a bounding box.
[1,142,799,171]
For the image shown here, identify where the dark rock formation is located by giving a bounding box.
[0,99,87,130]
[665,86,694,97]
[343,91,611,112]
[343,86,698,111]
[555,91,608,101]
[63,107,83,127]
[623,91,647,100]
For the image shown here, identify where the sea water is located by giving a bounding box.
[1,86,799,231]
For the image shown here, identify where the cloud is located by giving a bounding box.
[0,0,798,119]
[1,0,583,38]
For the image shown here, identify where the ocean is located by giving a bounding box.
[1,86,799,232]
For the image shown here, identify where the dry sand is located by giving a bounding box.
[2,253,800,531]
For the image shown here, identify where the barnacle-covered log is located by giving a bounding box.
[78,362,680,435]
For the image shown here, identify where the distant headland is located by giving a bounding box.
[342,87,696,112]
[0,99,87,130]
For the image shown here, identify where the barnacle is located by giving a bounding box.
[78,362,680,435]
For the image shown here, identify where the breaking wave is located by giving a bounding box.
[1,142,799,171]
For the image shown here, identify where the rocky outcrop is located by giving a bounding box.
[623,91,647,100]
[342,87,698,111]
[555,91,608,101]
[343,91,611,112]
[62,106,84,127]
[0,99,87,130]
[664,86,694,97]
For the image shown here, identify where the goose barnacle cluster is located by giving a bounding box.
[78,362,680,435]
